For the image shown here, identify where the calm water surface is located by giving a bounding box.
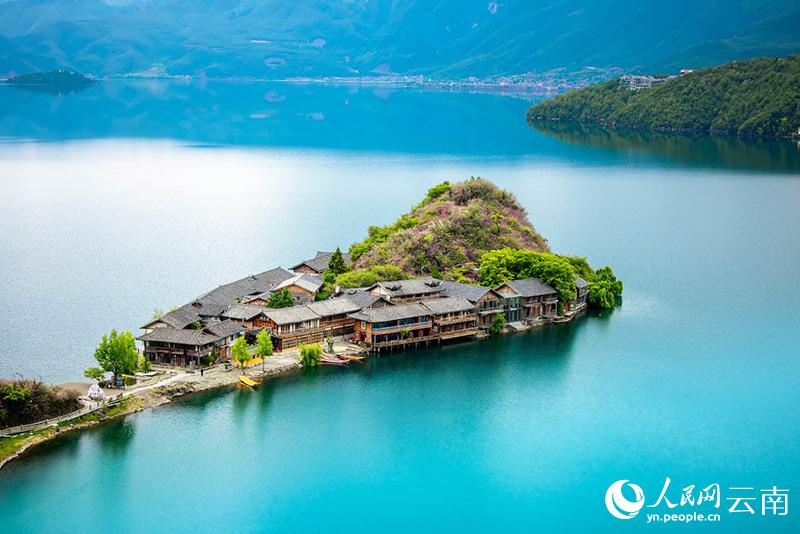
[0,81,798,532]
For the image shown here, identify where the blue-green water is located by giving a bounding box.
[0,81,798,532]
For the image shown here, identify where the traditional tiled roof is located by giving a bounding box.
[263,306,320,325]
[305,298,362,318]
[440,280,498,302]
[336,288,392,308]
[274,273,324,293]
[222,303,268,321]
[203,319,244,338]
[350,303,431,323]
[372,277,445,299]
[575,277,589,289]
[421,297,476,315]
[290,251,352,273]
[138,328,217,345]
[141,267,293,329]
[500,278,557,297]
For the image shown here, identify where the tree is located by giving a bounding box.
[138,354,152,373]
[328,247,348,276]
[588,266,624,309]
[93,329,138,383]
[84,367,105,383]
[299,344,322,368]
[151,308,164,321]
[232,336,250,374]
[255,330,273,372]
[489,313,506,335]
[267,288,295,308]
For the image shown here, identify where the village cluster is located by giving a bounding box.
[138,251,589,367]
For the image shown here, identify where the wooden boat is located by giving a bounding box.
[239,375,257,387]
[320,355,349,366]
[341,354,366,361]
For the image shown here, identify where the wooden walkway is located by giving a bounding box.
[0,393,127,438]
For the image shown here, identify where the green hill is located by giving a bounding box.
[6,70,95,86]
[527,56,800,138]
[348,178,550,282]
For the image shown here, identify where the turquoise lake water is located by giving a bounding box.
[0,81,798,532]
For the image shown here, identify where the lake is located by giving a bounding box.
[0,80,798,532]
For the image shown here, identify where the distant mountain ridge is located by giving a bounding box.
[2,1,800,80]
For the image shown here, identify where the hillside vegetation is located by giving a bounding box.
[349,178,549,282]
[2,1,800,79]
[528,56,800,138]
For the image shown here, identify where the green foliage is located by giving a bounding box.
[328,247,348,276]
[137,354,152,373]
[232,336,250,372]
[0,379,80,428]
[348,178,549,280]
[335,264,405,289]
[563,256,594,282]
[489,313,506,335]
[93,329,138,381]
[267,288,295,308]
[478,248,579,301]
[190,321,202,330]
[300,344,322,368]
[528,56,800,138]
[588,266,624,309]
[424,181,451,202]
[151,308,164,321]
[255,330,273,359]
[84,367,105,382]
[2,382,30,402]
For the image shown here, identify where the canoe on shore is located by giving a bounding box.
[239,375,258,387]
[341,354,366,361]
[320,356,349,366]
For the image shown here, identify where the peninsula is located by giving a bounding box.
[4,69,96,87]
[527,55,800,139]
[0,178,621,468]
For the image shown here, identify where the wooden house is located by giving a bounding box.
[262,306,324,351]
[305,298,361,337]
[350,303,434,350]
[440,281,505,332]
[566,278,589,313]
[290,251,351,275]
[138,320,243,367]
[421,297,479,341]
[494,278,559,324]
[367,277,445,303]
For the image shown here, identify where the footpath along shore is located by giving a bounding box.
[0,341,355,470]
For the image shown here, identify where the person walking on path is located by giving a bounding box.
[200,368,204,377]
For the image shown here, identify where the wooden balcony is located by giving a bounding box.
[439,327,479,340]
[434,314,478,326]
[371,333,437,349]
[371,321,432,334]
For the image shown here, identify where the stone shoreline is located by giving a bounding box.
[0,353,303,470]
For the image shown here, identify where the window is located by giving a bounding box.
[361,321,366,328]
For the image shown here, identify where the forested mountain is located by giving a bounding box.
[528,56,800,138]
[2,1,800,79]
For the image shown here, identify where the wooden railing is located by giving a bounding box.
[0,393,127,438]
